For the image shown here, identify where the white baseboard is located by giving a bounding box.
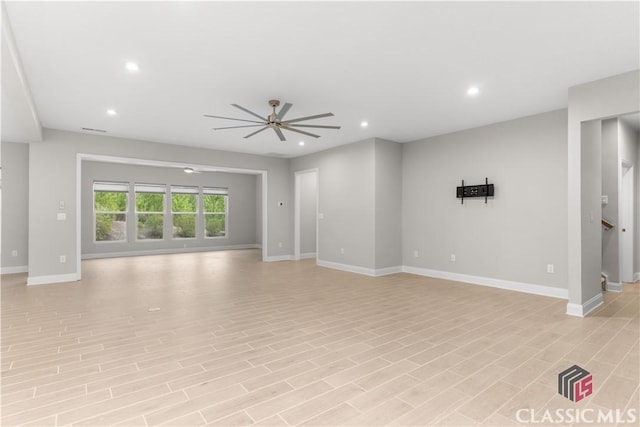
[27,273,81,286]
[565,303,583,317]
[317,259,375,276]
[376,266,403,276]
[402,265,568,299]
[82,244,261,260]
[1,265,28,274]
[300,252,317,260]
[264,255,293,262]
[606,282,622,292]
[317,261,569,296]
[566,292,604,317]
[317,260,401,277]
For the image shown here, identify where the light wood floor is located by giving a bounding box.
[1,250,638,426]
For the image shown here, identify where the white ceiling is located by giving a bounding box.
[2,1,639,157]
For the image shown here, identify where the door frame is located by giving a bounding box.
[293,168,318,261]
[620,160,634,283]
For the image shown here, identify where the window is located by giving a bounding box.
[204,187,228,238]
[135,184,165,240]
[94,181,128,242]
[171,186,198,238]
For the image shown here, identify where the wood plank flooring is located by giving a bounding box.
[1,250,638,426]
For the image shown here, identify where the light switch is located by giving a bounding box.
[57,212,66,221]
[59,201,65,210]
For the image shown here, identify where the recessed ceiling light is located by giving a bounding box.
[360,121,368,127]
[106,109,117,116]
[467,86,480,96]
[298,141,305,146]
[183,167,195,174]
[125,62,139,72]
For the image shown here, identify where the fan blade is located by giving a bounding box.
[288,124,341,129]
[286,112,334,124]
[204,115,265,124]
[244,126,269,138]
[273,127,286,141]
[231,104,267,121]
[213,124,266,130]
[281,126,320,138]
[277,103,293,120]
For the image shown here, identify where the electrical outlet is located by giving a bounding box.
[413,250,419,258]
[11,250,18,257]
[278,242,283,248]
[547,264,554,273]
[59,255,66,263]
[450,254,456,262]
[340,248,345,254]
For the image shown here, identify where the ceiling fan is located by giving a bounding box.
[204,100,341,141]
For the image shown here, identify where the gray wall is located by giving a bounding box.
[299,171,317,255]
[374,138,402,269]
[291,138,402,272]
[581,120,603,300]
[291,139,376,270]
[567,70,640,309]
[601,119,619,283]
[81,161,257,257]
[402,109,568,289]
[28,128,290,283]
[1,142,29,272]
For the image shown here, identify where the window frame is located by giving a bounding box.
[93,181,129,243]
[170,186,199,239]
[203,187,229,239]
[134,183,166,242]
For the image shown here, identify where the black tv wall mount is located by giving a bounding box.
[457,178,494,204]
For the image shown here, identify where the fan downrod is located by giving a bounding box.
[268,100,281,126]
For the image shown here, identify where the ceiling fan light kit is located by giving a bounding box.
[205,100,341,141]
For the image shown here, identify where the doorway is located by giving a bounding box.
[620,162,634,282]
[76,154,270,282]
[294,169,318,261]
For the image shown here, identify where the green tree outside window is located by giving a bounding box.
[172,192,197,238]
[204,194,227,237]
[95,190,127,241]
[136,192,164,240]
